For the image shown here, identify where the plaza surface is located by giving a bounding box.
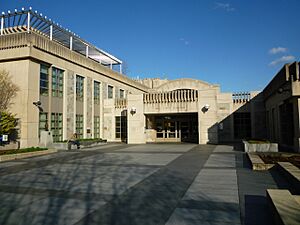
[0,144,290,225]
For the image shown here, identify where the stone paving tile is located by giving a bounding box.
[213,145,235,153]
[0,192,46,212]
[0,197,106,225]
[0,161,26,168]
[165,208,241,225]
[20,152,80,161]
[204,154,236,168]
[69,153,181,166]
[116,144,196,153]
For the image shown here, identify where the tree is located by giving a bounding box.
[0,111,19,142]
[0,70,19,112]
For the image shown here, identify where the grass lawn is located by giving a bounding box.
[0,147,48,156]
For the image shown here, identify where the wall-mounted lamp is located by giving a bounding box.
[202,104,210,113]
[33,100,43,112]
[130,107,136,115]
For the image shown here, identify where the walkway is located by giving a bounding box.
[0,144,290,225]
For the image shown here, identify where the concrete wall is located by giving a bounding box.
[0,32,148,147]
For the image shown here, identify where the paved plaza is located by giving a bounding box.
[0,144,290,225]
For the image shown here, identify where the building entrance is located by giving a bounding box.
[146,113,198,143]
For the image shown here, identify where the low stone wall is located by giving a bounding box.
[243,141,278,152]
[0,149,57,162]
[0,142,20,151]
[53,140,107,150]
[247,153,275,170]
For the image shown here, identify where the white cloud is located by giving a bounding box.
[215,2,235,12]
[269,55,295,66]
[269,47,288,54]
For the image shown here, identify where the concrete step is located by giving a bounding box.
[267,189,300,225]
[277,162,300,194]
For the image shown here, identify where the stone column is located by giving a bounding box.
[127,94,146,144]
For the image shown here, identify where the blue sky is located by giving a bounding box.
[1,0,299,92]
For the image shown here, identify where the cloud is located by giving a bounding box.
[214,2,235,12]
[269,55,295,66]
[269,47,288,54]
[179,38,189,46]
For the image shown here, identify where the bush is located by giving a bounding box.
[0,147,47,155]
[0,111,18,142]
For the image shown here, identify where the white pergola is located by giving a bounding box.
[0,7,123,73]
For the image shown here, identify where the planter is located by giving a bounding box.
[243,141,278,153]
[0,149,57,162]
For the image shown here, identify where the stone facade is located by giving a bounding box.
[0,30,299,152]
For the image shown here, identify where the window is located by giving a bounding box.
[76,75,84,101]
[94,116,100,138]
[108,85,113,99]
[234,112,251,139]
[39,112,48,135]
[52,67,64,97]
[120,89,125,99]
[51,113,63,142]
[76,114,84,139]
[94,81,100,103]
[40,65,49,96]
[115,116,121,138]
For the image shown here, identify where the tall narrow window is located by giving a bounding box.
[51,113,63,142]
[94,81,100,103]
[108,85,113,99]
[52,67,64,97]
[115,116,121,138]
[39,112,48,135]
[76,114,84,139]
[120,89,125,99]
[233,112,251,139]
[40,65,49,96]
[94,116,100,138]
[76,75,84,101]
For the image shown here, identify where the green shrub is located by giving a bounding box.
[0,147,47,155]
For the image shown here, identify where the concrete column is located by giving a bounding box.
[127,94,146,144]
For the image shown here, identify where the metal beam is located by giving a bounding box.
[27,11,30,32]
[1,17,3,35]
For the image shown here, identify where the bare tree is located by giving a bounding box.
[0,70,19,112]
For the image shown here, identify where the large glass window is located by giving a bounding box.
[94,81,100,103]
[52,67,64,97]
[51,112,63,142]
[40,65,49,96]
[108,85,113,99]
[94,116,100,138]
[76,114,84,139]
[76,75,84,101]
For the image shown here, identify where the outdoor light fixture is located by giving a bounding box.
[33,100,43,112]
[130,107,137,115]
[202,104,210,113]
[204,104,210,110]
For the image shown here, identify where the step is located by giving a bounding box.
[277,162,300,193]
[267,189,300,225]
